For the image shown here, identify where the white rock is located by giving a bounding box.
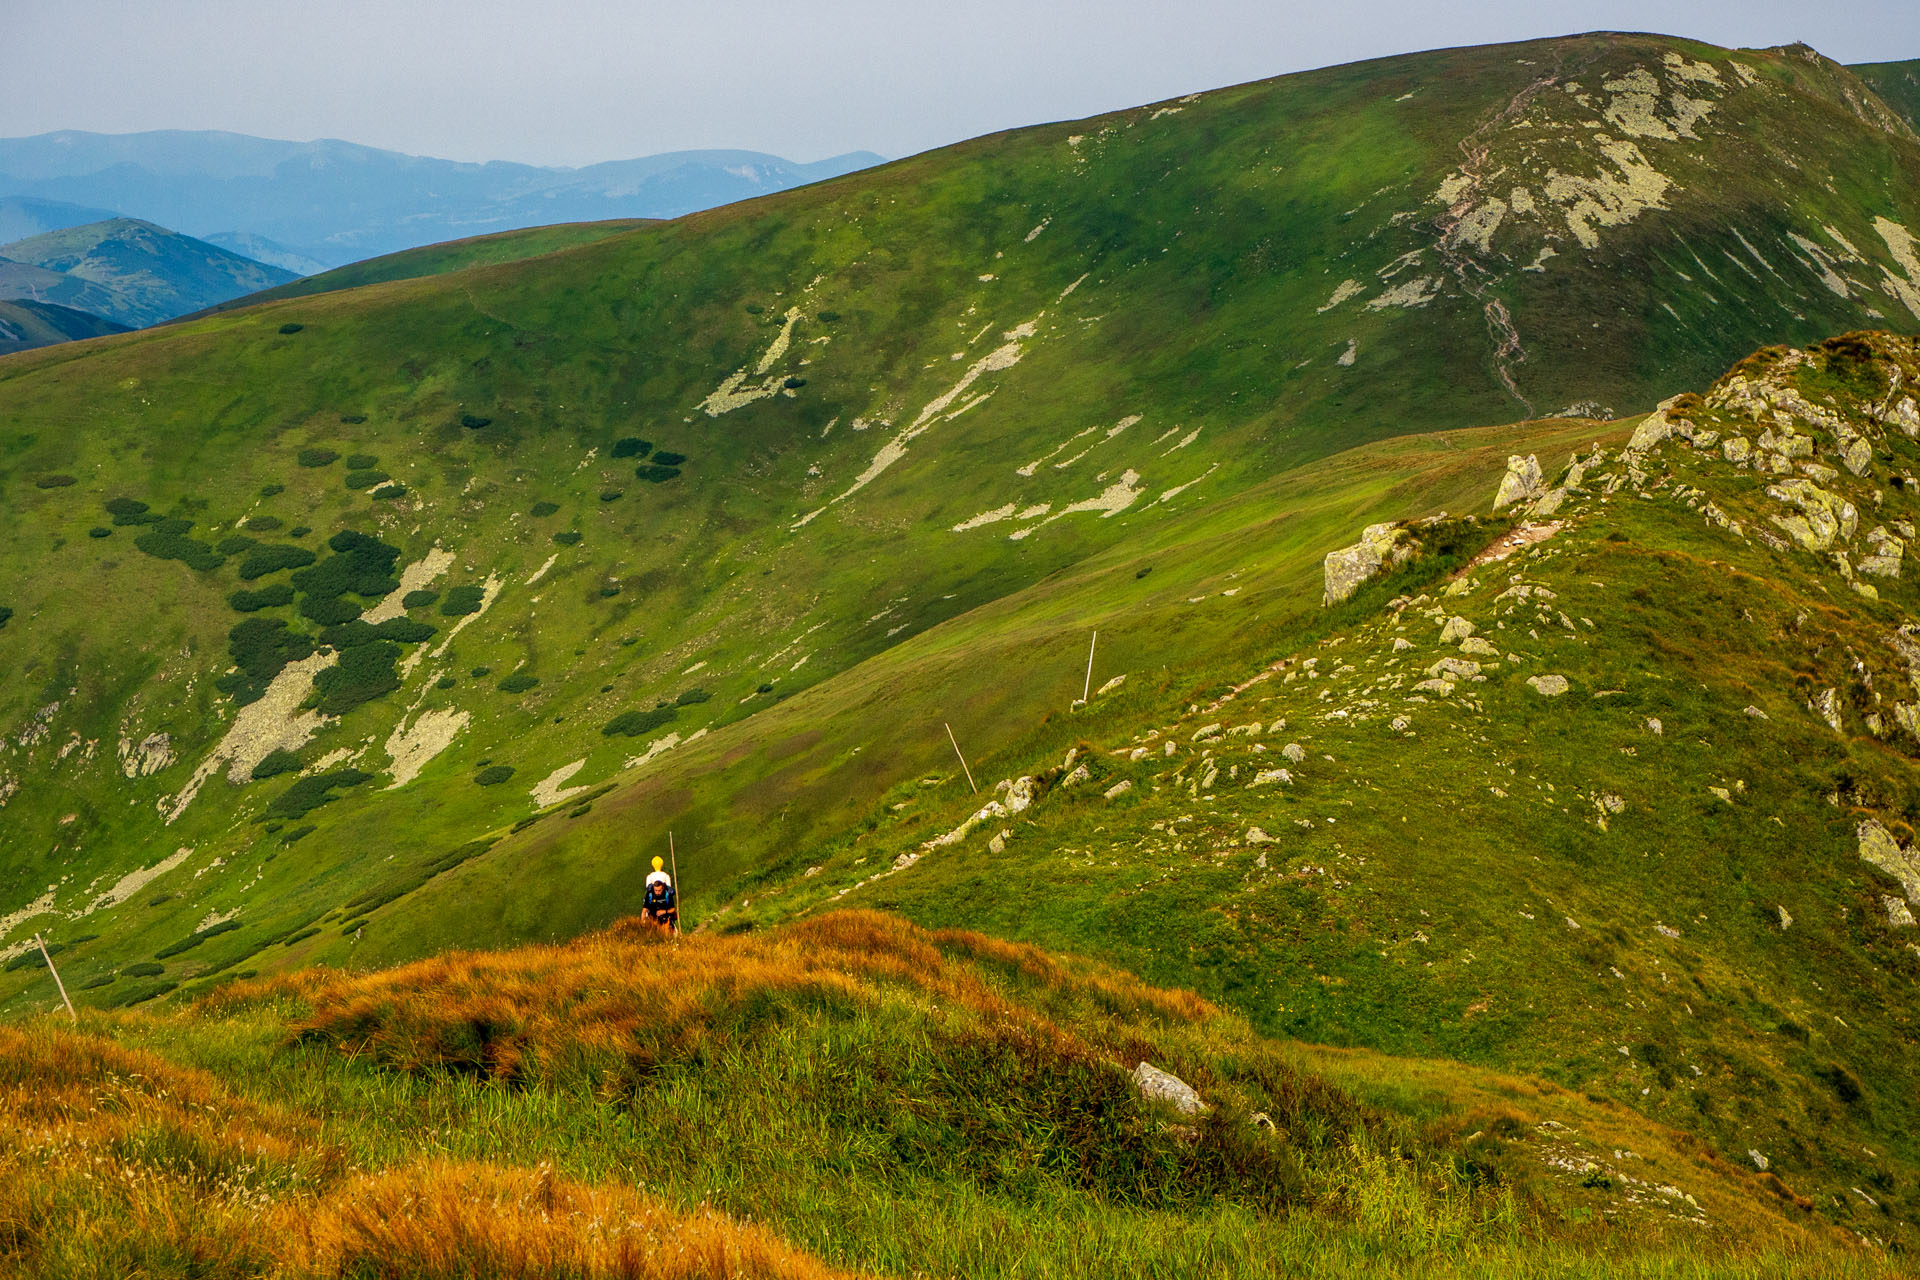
[1647,717,1663,735]
[1439,615,1475,643]
[1887,896,1917,928]
[1282,742,1307,763]
[1527,674,1571,696]
[1132,1061,1205,1114]
[1246,827,1278,845]
[1460,636,1500,657]
[1750,1150,1770,1172]
[1062,763,1092,788]
[1777,905,1792,929]
[1322,522,1411,605]
[1392,637,1413,652]
[1103,780,1132,801]
[1250,768,1293,787]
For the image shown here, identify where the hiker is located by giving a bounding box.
[641,855,678,932]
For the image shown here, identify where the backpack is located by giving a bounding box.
[645,880,675,912]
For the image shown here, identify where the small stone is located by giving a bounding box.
[1103,780,1133,801]
[1527,674,1571,696]
[988,830,1010,854]
[1390,716,1411,732]
[1744,706,1769,720]
[1709,786,1731,802]
[1132,1061,1206,1115]
[1750,1150,1770,1172]
[1246,827,1278,845]
[1392,636,1412,652]
[1647,717,1663,735]
[1250,768,1293,787]
[1777,905,1792,929]
[1282,742,1307,763]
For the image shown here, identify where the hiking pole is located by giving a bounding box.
[945,722,978,794]
[669,831,681,937]
[35,933,74,1023]
[1081,630,1098,706]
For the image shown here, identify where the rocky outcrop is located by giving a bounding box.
[117,732,173,779]
[1493,455,1546,510]
[1322,523,1410,605]
[1859,819,1920,905]
[1766,479,1857,551]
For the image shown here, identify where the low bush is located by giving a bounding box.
[266,768,373,820]
[375,617,435,643]
[460,414,492,429]
[105,497,147,516]
[553,530,582,545]
[470,666,491,678]
[598,585,620,597]
[340,837,500,918]
[290,525,311,538]
[278,322,304,334]
[782,377,805,389]
[280,824,316,845]
[135,520,226,572]
[34,474,75,488]
[440,585,487,616]
[217,618,317,705]
[345,453,379,470]
[251,749,302,780]
[245,515,284,532]
[371,484,407,500]
[217,534,259,556]
[0,607,11,630]
[402,588,439,609]
[308,641,403,716]
[239,543,318,580]
[652,450,687,467]
[260,482,285,497]
[599,489,623,502]
[343,469,389,490]
[634,464,680,483]
[602,707,676,737]
[674,687,712,706]
[498,672,540,694]
[157,919,243,959]
[229,582,295,612]
[297,448,339,467]
[294,531,402,603]
[817,309,841,322]
[283,926,322,945]
[340,413,368,424]
[300,594,363,625]
[530,501,560,517]
[474,765,516,785]
[121,962,165,978]
[87,526,111,538]
[610,437,652,458]
[435,675,456,690]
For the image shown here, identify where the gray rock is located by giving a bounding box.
[1132,1061,1206,1114]
[1766,479,1857,552]
[1886,896,1916,928]
[1323,522,1410,606]
[1859,819,1920,905]
[1282,742,1307,763]
[1103,780,1132,800]
[1527,674,1571,696]
[1439,615,1475,643]
[1494,455,1546,510]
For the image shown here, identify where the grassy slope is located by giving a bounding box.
[0,218,297,326]
[189,218,655,316]
[0,298,128,355]
[1853,59,1920,132]
[0,912,1888,1278]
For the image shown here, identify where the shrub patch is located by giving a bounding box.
[345,454,379,470]
[251,749,302,780]
[344,470,389,491]
[603,707,677,737]
[239,544,317,580]
[87,526,111,538]
[297,449,339,468]
[611,437,652,458]
[530,501,560,517]
[651,451,687,467]
[634,464,680,483]
[474,765,516,786]
[244,515,284,532]
[498,672,540,694]
[440,585,487,616]
[217,618,317,705]
[371,484,407,500]
[553,530,582,545]
[34,474,76,488]
[228,583,295,612]
[308,640,404,716]
[267,768,373,820]
[402,589,439,609]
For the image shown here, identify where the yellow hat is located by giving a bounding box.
[652,856,664,871]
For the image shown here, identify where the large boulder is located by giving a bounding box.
[1132,1061,1205,1115]
[1493,455,1545,510]
[1322,522,1410,605]
[1859,819,1920,905]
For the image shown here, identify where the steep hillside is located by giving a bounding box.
[0,218,296,326]
[0,130,883,268]
[192,218,652,316]
[1853,59,1920,132]
[0,299,129,355]
[2,32,1919,1024]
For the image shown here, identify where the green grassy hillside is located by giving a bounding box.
[1853,59,1920,132]
[0,217,295,326]
[190,218,653,316]
[0,298,128,355]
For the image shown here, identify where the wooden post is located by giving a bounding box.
[945,722,978,794]
[669,832,681,937]
[1082,630,1098,705]
[35,934,74,1023]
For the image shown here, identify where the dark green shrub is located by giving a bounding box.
[217,618,316,705]
[344,470,389,490]
[553,530,582,545]
[35,474,76,488]
[498,672,540,693]
[260,483,285,498]
[599,490,623,502]
[81,974,117,989]
[88,527,111,538]
[435,675,456,690]
[371,484,406,500]
[610,438,652,459]
[474,765,515,785]
[440,585,486,616]
[756,683,774,694]
[297,449,339,467]
[599,585,620,598]
[251,749,302,780]
[278,322,304,334]
[293,531,402,603]
[228,583,295,612]
[530,501,560,517]
[113,510,159,526]
[283,927,321,946]
[817,310,840,323]
[280,825,315,845]
[402,589,439,609]
[652,451,687,467]
[299,594,362,625]
[266,768,372,820]
[471,666,491,678]
[461,414,492,429]
[4,943,62,971]
[105,497,148,517]
[317,616,431,648]
[378,617,435,643]
[674,687,711,706]
[602,707,676,737]
[245,515,284,532]
[157,919,243,958]
[340,414,368,425]
[135,521,225,572]
[217,534,259,556]
[238,543,317,580]
[634,464,680,483]
[783,377,805,389]
[308,641,403,716]
[122,962,165,978]
[290,526,311,538]
[345,453,378,470]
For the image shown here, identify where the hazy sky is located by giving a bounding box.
[11,1,1917,167]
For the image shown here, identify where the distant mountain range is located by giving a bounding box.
[0,131,886,269]
[0,217,295,329]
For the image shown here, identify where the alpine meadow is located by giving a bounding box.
[3,28,1920,1278]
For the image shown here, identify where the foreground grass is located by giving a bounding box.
[0,912,1890,1277]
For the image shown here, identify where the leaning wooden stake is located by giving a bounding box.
[35,933,74,1023]
[945,722,978,794]
[669,831,682,937]
[1081,630,1098,705]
